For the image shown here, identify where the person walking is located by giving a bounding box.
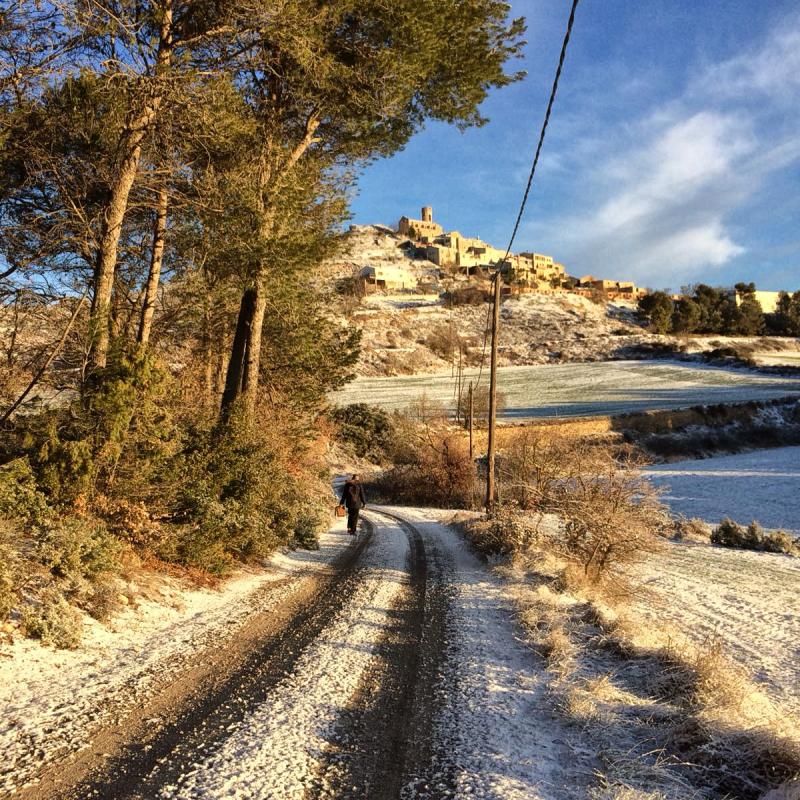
[339,474,367,535]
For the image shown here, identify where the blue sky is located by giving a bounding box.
[349,0,800,292]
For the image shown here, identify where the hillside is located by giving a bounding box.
[326,225,649,376]
[326,225,800,377]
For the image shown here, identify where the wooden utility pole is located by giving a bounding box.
[486,271,501,510]
[468,381,474,460]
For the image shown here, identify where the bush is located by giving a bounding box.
[375,432,477,508]
[167,412,329,573]
[672,516,711,542]
[330,403,396,463]
[762,530,799,554]
[496,431,667,580]
[424,323,464,360]
[36,517,122,584]
[0,529,17,621]
[443,286,489,306]
[711,518,798,555]
[456,505,539,557]
[0,457,50,525]
[21,588,83,649]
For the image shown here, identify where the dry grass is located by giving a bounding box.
[498,541,800,799]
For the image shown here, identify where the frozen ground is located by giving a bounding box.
[635,540,800,718]
[644,445,800,531]
[331,360,800,420]
[0,530,352,796]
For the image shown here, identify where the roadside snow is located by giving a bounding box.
[635,539,800,718]
[644,445,800,531]
[0,527,351,796]
[385,506,593,800]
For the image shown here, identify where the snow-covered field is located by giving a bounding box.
[635,540,800,718]
[755,351,800,367]
[644,445,800,531]
[331,360,800,420]
[638,446,800,720]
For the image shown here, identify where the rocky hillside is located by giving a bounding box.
[325,224,650,376]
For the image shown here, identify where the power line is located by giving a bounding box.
[474,0,580,397]
[499,0,580,266]
[485,0,581,510]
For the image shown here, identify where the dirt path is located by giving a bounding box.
[5,507,589,800]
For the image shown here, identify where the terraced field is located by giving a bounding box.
[331,360,800,420]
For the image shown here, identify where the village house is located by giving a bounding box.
[733,289,784,314]
[424,231,508,272]
[576,275,645,300]
[360,265,418,292]
[504,253,566,288]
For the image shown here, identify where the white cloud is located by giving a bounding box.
[529,13,800,286]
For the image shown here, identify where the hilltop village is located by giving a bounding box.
[351,206,646,301]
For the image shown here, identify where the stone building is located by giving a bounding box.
[360,265,418,291]
[734,289,783,314]
[397,206,444,242]
[577,275,645,300]
[424,231,507,271]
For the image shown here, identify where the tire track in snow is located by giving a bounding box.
[141,514,412,799]
[308,509,455,799]
[378,506,593,800]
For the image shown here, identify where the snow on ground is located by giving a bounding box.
[161,515,410,799]
[755,351,800,367]
[387,507,593,800]
[634,540,800,718]
[644,445,800,531]
[0,526,352,796]
[331,360,800,420]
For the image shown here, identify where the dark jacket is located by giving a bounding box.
[340,480,366,510]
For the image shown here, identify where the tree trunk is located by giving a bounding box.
[88,107,158,370]
[240,281,267,417]
[88,0,173,371]
[137,185,168,348]
[220,287,257,419]
[216,113,320,422]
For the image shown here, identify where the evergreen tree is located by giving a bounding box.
[671,297,701,333]
[638,291,674,334]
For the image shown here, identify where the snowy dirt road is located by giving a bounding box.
[5,508,591,800]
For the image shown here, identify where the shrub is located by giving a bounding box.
[0,457,50,525]
[0,528,17,621]
[456,505,539,557]
[672,516,711,542]
[330,403,396,463]
[424,323,463,360]
[376,432,477,508]
[711,518,749,548]
[21,588,83,649]
[762,530,799,554]
[711,518,798,555]
[496,431,667,581]
[443,286,489,306]
[167,412,329,572]
[36,517,122,584]
[92,494,163,548]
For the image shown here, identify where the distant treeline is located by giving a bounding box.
[638,283,800,336]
